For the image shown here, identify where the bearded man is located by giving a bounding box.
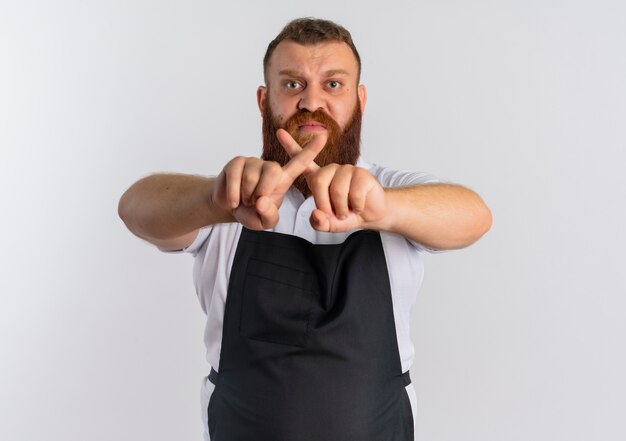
[119,17,492,441]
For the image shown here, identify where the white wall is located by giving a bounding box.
[2,1,625,440]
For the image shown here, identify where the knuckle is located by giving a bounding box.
[351,166,364,178]
[339,164,353,172]
[264,161,282,176]
[330,184,344,200]
[350,191,365,206]
[232,156,246,166]
[354,168,370,182]
[225,156,245,174]
[309,173,325,188]
[242,172,257,186]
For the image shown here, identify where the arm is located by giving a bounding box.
[118,174,232,251]
[277,130,492,250]
[376,183,492,250]
[118,133,328,250]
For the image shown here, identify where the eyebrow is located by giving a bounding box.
[278,69,351,78]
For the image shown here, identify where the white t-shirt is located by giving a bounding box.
[183,158,439,440]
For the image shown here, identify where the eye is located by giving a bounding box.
[327,80,341,89]
[285,80,302,90]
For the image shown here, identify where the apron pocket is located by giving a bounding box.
[239,258,315,347]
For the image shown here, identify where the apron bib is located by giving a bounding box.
[207,227,414,441]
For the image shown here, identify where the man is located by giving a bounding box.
[119,18,491,441]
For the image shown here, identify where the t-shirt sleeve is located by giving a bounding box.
[183,227,213,256]
[157,226,213,256]
[367,163,447,253]
[371,165,444,188]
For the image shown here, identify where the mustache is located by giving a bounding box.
[285,109,337,128]
[283,109,341,147]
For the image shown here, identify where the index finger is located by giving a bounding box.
[279,129,326,183]
[276,129,322,168]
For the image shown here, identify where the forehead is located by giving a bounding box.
[266,40,359,81]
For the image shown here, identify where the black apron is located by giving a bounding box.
[207,227,414,441]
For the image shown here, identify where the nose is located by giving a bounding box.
[297,85,325,112]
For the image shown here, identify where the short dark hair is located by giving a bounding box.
[263,18,361,82]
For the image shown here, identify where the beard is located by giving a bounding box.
[261,95,362,196]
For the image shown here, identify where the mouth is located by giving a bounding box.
[297,121,327,132]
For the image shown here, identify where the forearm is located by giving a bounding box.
[377,183,492,250]
[118,173,234,241]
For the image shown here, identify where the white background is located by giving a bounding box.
[1,1,625,440]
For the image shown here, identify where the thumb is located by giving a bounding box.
[309,209,330,232]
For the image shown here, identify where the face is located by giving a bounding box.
[257,41,367,194]
[258,40,366,131]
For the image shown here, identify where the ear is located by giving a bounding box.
[257,86,267,115]
[357,84,367,113]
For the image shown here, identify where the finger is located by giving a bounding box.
[240,159,263,207]
[224,156,246,209]
[276,129,301,156]
[329,165,354,220]
[276,130,321,175]
[310,209,330,232]
[256,195,279,229]
[232,205,263,230]
[308,164,339,216]
[347,167,373,215]
[253,161,283,200]
[280,129,326,184]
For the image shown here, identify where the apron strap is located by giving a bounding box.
[208,367,411,387]
[209,367,220,386]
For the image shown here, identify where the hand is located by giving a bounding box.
[277,129,389,233]
[211,132,327,230]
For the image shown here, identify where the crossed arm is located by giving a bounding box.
[118,130,492,251]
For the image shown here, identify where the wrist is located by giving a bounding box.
[360,187,395,233]
[206,178,236,224]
